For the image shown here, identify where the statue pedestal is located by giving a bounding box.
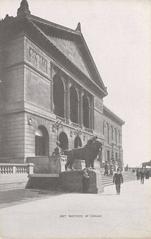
[27,155,64,174]
[60,169,104,193]
[72,160,85,170]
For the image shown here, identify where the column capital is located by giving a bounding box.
[66,80,72,89]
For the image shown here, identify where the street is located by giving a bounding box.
[0,179,151,239]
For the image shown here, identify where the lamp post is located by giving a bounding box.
[52,119,62,146]
[111,142,116,171]
[118,145,122,169]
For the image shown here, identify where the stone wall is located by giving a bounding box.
[93,96,104,139]
[60,170,104,193]
[102,113,123,167]
[3,35,24,68]
[0,113,25,162]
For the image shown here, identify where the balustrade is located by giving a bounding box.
[0,163,34,175]
[84,127,93,133]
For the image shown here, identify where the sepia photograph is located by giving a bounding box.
[0,0,151,238]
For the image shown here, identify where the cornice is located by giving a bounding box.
[103,105,125,126]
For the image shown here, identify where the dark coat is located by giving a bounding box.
[140,171,145,179]
[113,173,123,185]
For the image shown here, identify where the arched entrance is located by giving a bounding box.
[83,94,90,128]
[70,86,78,123]
[58,132,68,150]
[53,75,65,118]
[35,126,49,156]
[74,136,82,148]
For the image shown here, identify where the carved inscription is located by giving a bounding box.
[26,46,48,74]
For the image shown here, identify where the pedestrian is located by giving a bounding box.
[136,169,140,180]
[104,162,108,176]
[82,168,90,193]
[109,164,113,176]
[113,168,124,195]
[140,169,145,184]
[145,170,150,179]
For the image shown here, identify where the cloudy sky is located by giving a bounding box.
[1,0,151,167]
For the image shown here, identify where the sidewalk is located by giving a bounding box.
[0,179,151,239]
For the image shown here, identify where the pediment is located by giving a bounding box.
[47,35,91,79]
[28,15,107,96]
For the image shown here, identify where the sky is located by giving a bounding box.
[0,0,151,167]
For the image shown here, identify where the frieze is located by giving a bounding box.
[26,46,48,74]
[25,38,49,76]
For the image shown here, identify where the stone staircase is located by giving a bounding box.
[101,171,136,187]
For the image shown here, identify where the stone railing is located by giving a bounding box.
[0,163,34,175]
[71,122,81,128]
[84,127,93,133]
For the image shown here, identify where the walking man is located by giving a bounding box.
[113,168,124,194]
[140,168,145,184]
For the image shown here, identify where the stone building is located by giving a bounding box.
[0,0,124,169]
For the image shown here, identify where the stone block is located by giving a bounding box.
[26,174,60,190]
[27,156,61,174]
[60,169,104,194]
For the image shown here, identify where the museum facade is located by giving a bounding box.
[0,0,124,169]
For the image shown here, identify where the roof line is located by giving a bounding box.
[103,105,125,125]
[28,14,80,36]
[80,33,107,93]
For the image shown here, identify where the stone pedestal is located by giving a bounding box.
[60,169,104,193]
[27,156,61,174]
[72,160,86,170]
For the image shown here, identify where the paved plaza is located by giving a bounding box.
[0,179,151,239]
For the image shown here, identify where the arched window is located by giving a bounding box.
[83,94,90,128]
[74,136,82,148]
[70,86,78,123]
[35,126,49,156]
[53,75,65,118]
[59,132,68,150]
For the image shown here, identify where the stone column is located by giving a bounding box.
[79,89,84,128]
[50,62,56,113]
[89,98,94,130]
[65,80,71,123]
[91,97,94,130]
[50,80,54,112]
[76,88,80,126]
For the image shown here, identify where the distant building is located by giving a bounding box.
[0,0,124,169]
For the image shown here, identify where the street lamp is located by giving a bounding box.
[111,142,116,170]
[52,119,62,146]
